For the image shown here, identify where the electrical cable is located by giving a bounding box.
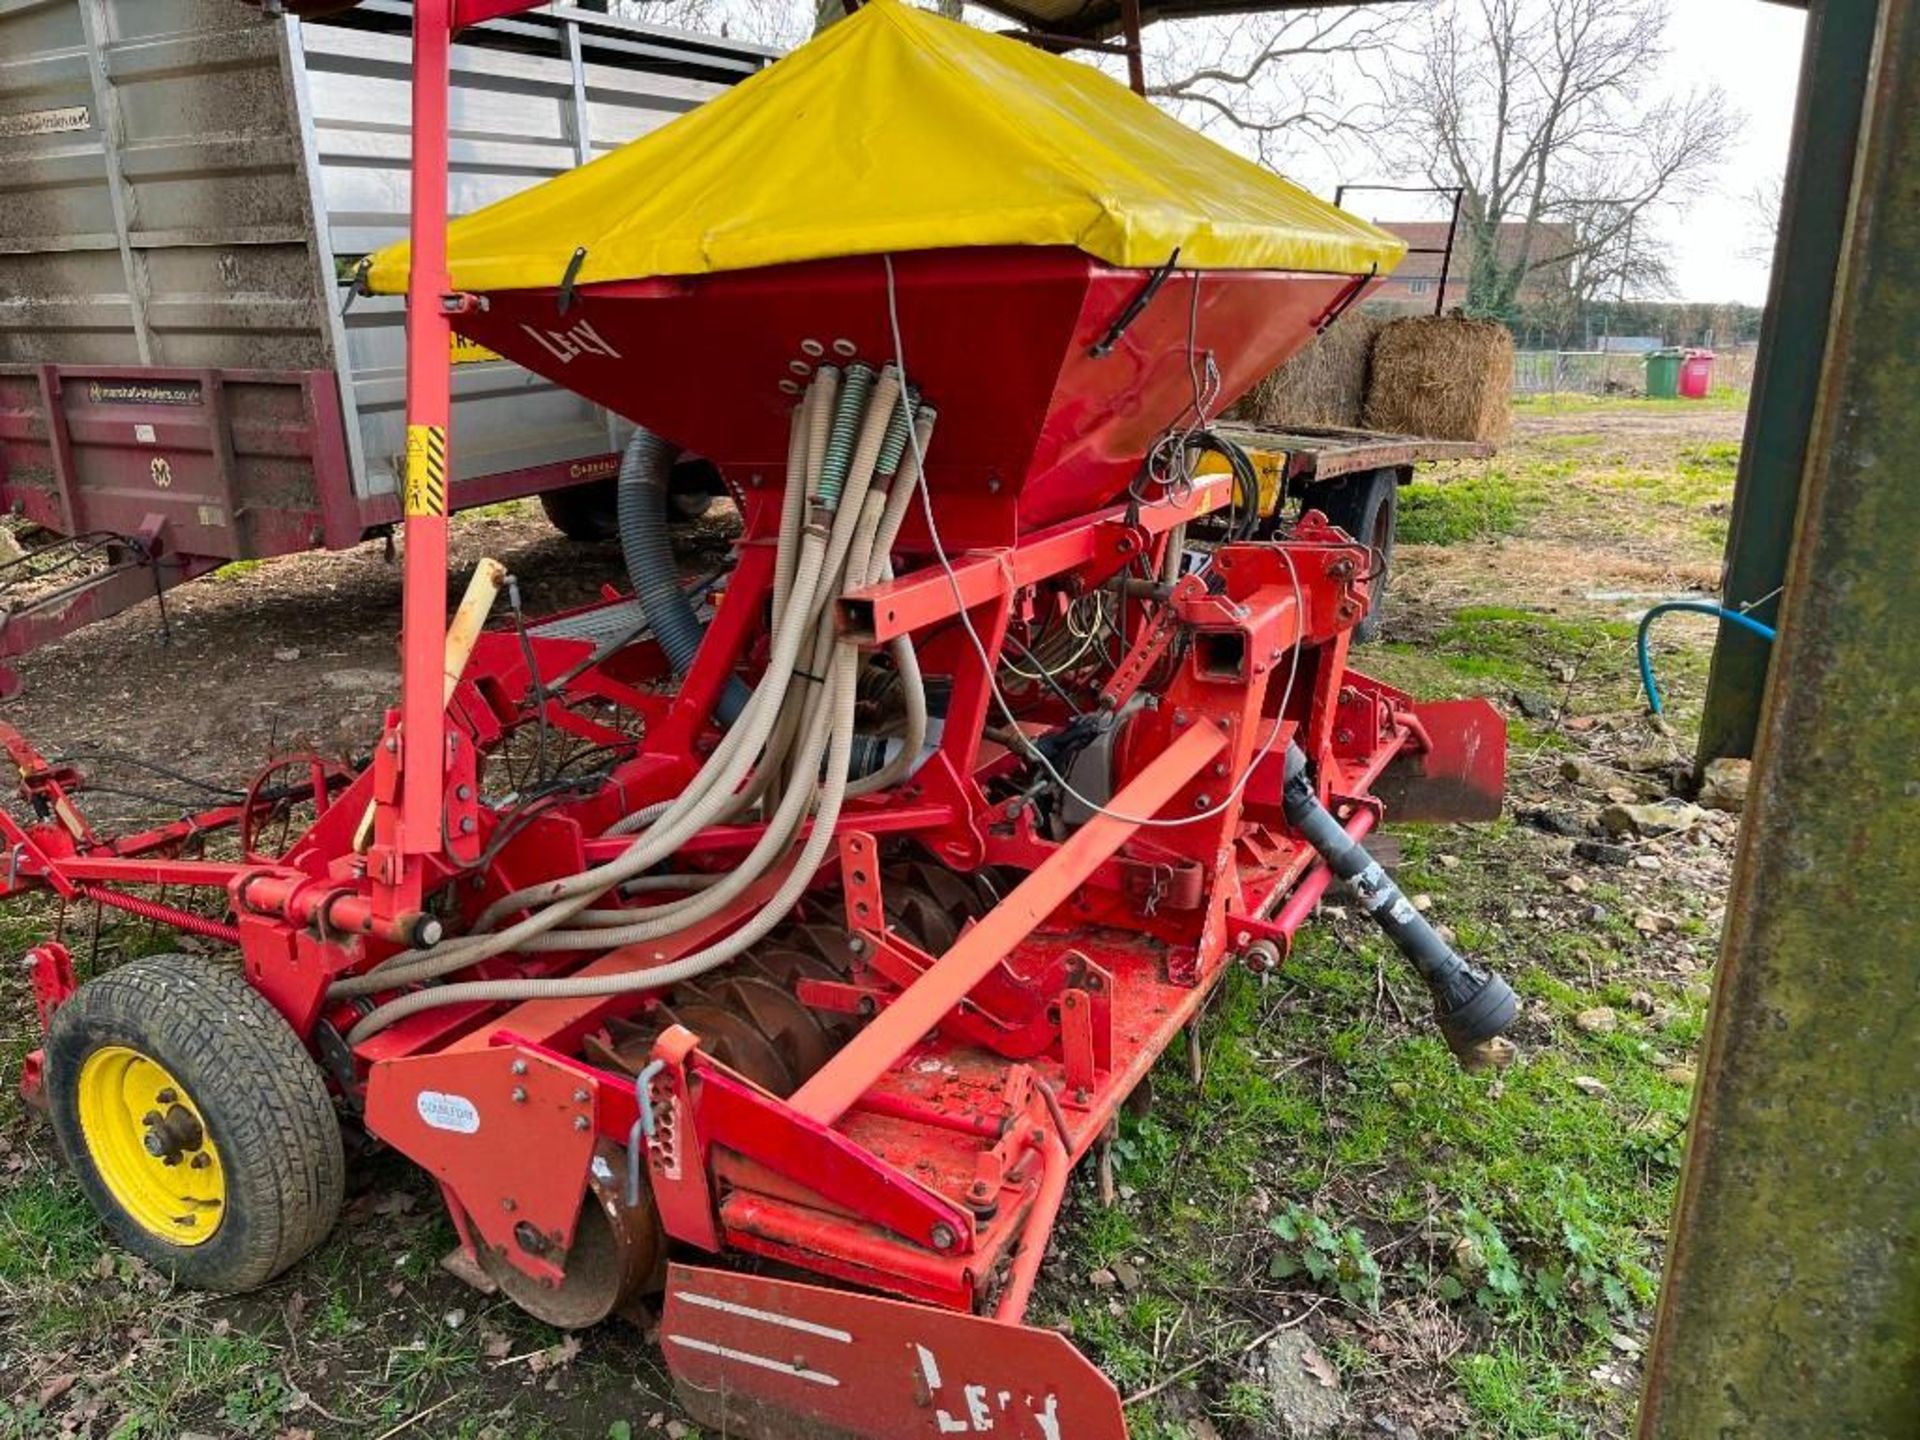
[50,750,245,799]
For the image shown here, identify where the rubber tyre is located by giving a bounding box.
[667,457,720,521]
[1309,466,1398,643]
[46,953,344,1292]
[540,479,620,543]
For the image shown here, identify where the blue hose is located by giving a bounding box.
[1637,600,1778,715]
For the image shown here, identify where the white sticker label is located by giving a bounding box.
[0,106,90,139]
[416,1090,480,1134]
[134,424,156,444]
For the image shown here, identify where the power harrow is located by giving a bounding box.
[4,3,1517,1436]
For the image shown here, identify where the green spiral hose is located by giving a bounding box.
[875,385,916,479]
[816,362,876,509]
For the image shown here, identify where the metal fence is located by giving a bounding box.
[1513,350,1640,396]
[1513,345,1760,397]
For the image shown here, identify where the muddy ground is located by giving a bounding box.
[1,395,1750,1439]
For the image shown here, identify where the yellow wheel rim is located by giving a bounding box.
[75,1045,226,1246]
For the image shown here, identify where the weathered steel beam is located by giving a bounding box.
[1637,1,1920,1433]
[1695,0,1875,765]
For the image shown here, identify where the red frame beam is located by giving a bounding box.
[790,719,1227,1125]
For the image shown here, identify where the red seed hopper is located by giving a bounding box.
[7,5,1515,1439]
[446,247,1371,541]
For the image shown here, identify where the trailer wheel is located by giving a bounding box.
[45,954,344,1292]
[540,479,620,543]
[542,458,718,541]
[1310,466,1398,643]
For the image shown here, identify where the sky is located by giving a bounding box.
[1651,0,1805,304]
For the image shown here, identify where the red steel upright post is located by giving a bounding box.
[380,0,455,894]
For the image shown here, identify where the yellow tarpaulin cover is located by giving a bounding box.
[367,0,1404,295]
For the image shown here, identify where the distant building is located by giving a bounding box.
[1368,220,1576,314]
[1597,335,1663,354]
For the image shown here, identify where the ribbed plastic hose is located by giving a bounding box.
[332,517,834,997]
[335,368,921,1020]
[815,362,876,509]
[346,647,860,1043]
[773,383,817,620]
[509,644,841,946]
[615,427,751,724]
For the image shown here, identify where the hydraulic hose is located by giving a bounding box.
[616,426,751,724]
[1279,743,1517,1061]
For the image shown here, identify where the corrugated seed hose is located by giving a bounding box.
[338,366,933,1039]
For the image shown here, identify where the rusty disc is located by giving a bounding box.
[670,1000,796,1095]
[709,975,835,1086]
[480,1142,663,1328]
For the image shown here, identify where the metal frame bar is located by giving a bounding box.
[1333,183,1466,318]
[73,0,154,367]
[1695,0,1875,766]
[790,720,1228,1125]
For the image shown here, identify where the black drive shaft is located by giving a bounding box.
[1281,744,1518,1062]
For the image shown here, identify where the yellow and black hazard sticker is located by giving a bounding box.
[404,424,448,517]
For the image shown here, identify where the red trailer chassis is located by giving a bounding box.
[2,3,1511,1436]
[0,362,623,699]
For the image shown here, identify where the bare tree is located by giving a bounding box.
[609,0,810,47]
[614,0,1404,170]
[1144,6,1409,165]
[1389,0,1738,322]
[1743,175,1784,265]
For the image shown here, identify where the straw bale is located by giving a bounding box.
[1361,316,1514,442]
[1224,310,1389,429]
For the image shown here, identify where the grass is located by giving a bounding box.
[1513,390,1748,415]
[1398,470,1540,545]
[208,558,268,585]
[0,393,1744,1438]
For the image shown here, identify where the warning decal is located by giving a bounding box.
[404,424,448,517]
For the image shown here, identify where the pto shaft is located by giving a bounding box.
[1280,743,1517,1063]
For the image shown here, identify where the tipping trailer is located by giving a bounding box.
[0,0,772,692]
[4,4,1520,1437]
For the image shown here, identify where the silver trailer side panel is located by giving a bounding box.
[0,0,771,499]
[0,0,328,371]
[308,6,759,496]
